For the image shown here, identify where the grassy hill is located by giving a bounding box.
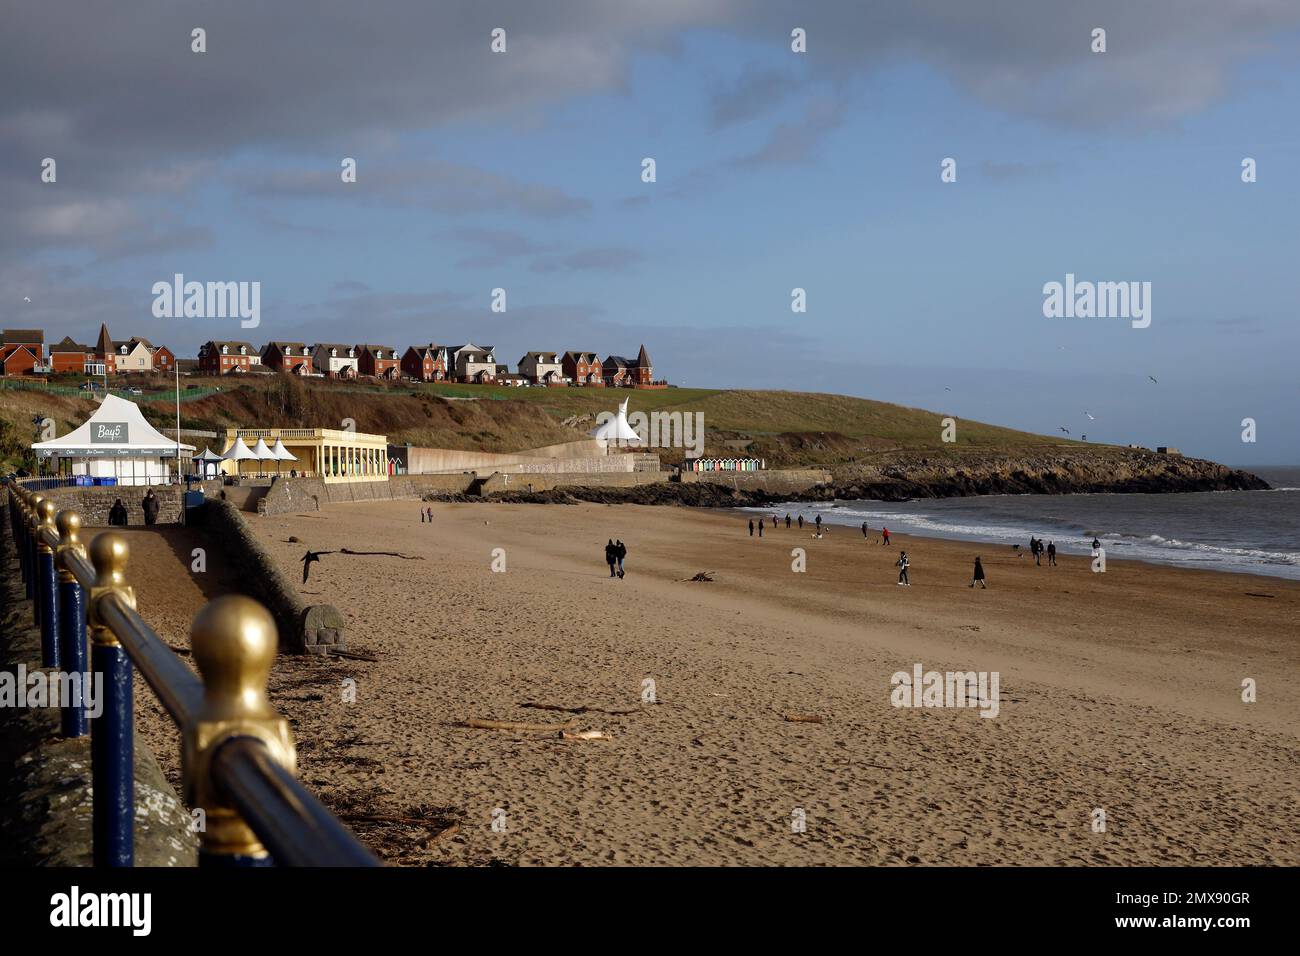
[3,373,1091,475]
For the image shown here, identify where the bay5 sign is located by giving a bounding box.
[92,422,130,444]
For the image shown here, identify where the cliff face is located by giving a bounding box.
[823,450,1269,502]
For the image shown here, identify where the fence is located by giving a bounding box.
[0,379,220,403]
[4,481,378,867]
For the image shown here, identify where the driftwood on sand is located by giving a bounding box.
[462,717,578,732]
[520,702,641,716]
[783,713,825,723]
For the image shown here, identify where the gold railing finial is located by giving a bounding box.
[88,532,136,646]
[36,497,58,539]
[55,509,86,565]
[185,595,295,859]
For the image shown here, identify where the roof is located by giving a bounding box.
[51,336,92,352]
[96,324,113,355]
[313,343,356,352]
[405,344,446,359]
[604,355,634,368]
[1,345,37,364]
[450,342,493,355]
[636,343,651,367]
[520,351,559,363]
[357,344,397,356]
[263,341,307,351]
[563,351,599,363]
[203,340,256,351]
[1,329,44,344]
[32,393,195,457]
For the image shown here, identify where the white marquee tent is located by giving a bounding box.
[590,398,643,447]
[32,393,195,487]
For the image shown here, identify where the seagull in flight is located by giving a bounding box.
[1060,426,1071,435]
[23,296,31,302]
[1085,412,1095,421]
[1148,375,1158,384]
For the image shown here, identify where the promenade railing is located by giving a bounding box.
[5,481,378,867]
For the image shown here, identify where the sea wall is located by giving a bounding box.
[479,471,669,495]
[400,445,652,475]
[196,499,346,655]
[681,469,834,495]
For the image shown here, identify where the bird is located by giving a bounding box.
[300,549,336,584]
[22,296,31,302]
[1059,426,1070,435]
[1148,375,1158,384]
[1085,412,1095,421]
[944,386,951,391]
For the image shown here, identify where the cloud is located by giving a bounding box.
[732,96,845,168]
[710,65,807,129]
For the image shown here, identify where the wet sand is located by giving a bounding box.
[126,502,1300,865]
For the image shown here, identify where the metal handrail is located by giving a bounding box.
[212,736,379,867]
[6,481,379,867]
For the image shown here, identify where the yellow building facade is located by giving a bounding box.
[222,427,390,483]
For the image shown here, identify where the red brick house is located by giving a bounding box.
[261,341,311,373]
[49,336,94,374]
[562,351,604,386]
[150,344,176,373]
[401,345,448,381]
[198,340,256,375]
[357,344,400,379]
[0,329,44,375]
[603,344,655,387]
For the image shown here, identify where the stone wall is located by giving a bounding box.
[400,444,651,475]
[479,471,670,495]
[25,485,187,526]
[680,469,833,495]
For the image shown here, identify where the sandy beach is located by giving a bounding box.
[124,501,1300,866]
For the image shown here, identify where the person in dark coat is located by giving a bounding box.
[862,521,869,538]
[896,550,910,586]
[758,520,763,538]
[108,498,128,527]
[141,489,160,526]
[785,514,791,529]
[615,540,627,579]
[797,514,804,529]
[970,556,987,588]
[1047,541,1057,566]
[605,539,617,578]
[748,519,754,537]
[814,514,822,532]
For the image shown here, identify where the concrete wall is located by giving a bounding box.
[257,474,477,515]
[479,471,670,494]
[680,469,832,494]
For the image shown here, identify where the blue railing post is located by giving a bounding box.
[56,510,89,738]
[88,533,135,867]
[35,498,60,669]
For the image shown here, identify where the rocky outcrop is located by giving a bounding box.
[438,449,1266,508]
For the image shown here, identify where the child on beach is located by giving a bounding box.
[970,556,987,588]
[896,550,910,586]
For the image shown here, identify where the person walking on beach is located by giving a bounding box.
[605,539,617,578]
[748,518,755,537]
[758,520,764,538]
[862,521,869,538]
[141,489,159,526]
[797,514,804,529]
[896,550,910,586]
[881,526,891,546]
[785,513,792,529]
[420,508,426,523]
[970,556,987,588]
[108,498,128,527]
[1047,541,1057,566]
[615,540,627,579]
[815,514,822,533]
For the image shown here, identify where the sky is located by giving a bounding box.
[3,1,1299,464]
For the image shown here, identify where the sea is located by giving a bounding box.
[756,467,1300,581]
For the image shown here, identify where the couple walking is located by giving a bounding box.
[605,539,628,579]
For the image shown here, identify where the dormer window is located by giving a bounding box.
[119,345,127,354]
[239,346,247,355]
[331,348,337,357]
[222,345,229,355]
